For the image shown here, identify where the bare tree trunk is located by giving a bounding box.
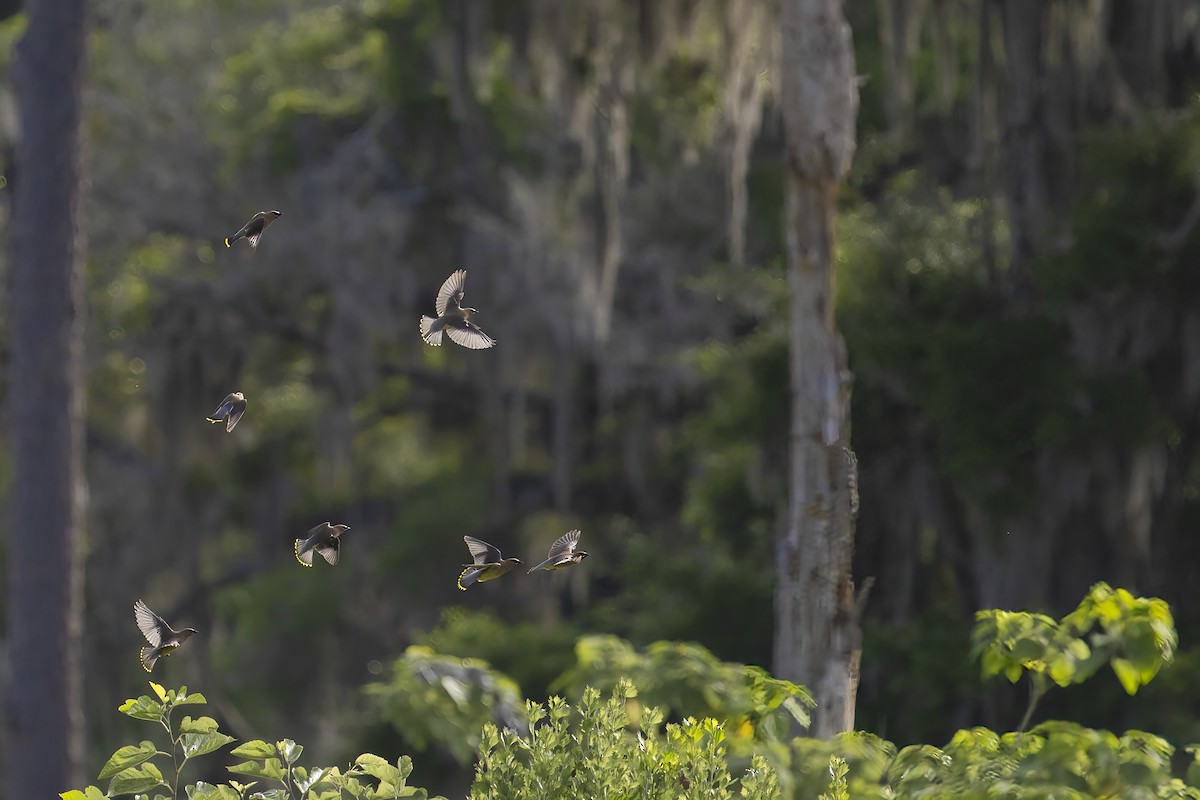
[774,0,860,739]
[5,0,89,792]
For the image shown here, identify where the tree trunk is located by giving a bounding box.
[774,0,860,739]
[5,0,89,793]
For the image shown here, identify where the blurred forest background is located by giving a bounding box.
[6,0,1200,796]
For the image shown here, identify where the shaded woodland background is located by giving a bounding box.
[6,0,1200,795]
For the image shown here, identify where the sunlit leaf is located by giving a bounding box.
[1111,657,1141,695]
[179,715,221,734]
[229,740,277,759]
[107,762,166,796]
[119,696,164,721]
[227,757,286,781]
[180,731,236,759]
[98,740,159,779]
[277,739,303,765]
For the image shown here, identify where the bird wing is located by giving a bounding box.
[464,535,502,565]
[306,522,334,540]
[134,600,169,647]
[547,529,582,562]
[207,394,236,422]
[316,538,340,566]
[445,322,496,350]
[435,270,468,317]
[229,219,255,240]
[225,397,247,431]
[247,232,262,250]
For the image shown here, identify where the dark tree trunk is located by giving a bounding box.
[775,0,861,738]
[5,0,89,793]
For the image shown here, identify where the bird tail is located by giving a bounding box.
[457,567,478,591]
[527,559,550,574]
[205,416,222,424]
[140,646,157,672]
[294,540,314,567]
[224,237,232,248]
[420,316,443,346]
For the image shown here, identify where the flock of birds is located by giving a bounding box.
[132,210,589,673]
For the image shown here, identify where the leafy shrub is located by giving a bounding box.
[469,679,783,800]
[61,682,440,800]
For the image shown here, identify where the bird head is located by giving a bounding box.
[268,210,283,218]
[576,551,589,560]
[332,524,350,536]
[504,557,522,566]
[231,392,245,401]
[179,628,198,641]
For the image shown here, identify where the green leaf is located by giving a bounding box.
[97,740,159,779]
[175,690,208,706]
[227,757,286,781]
[277,738,303,765]
[1112,657,1141,695]
[229,740,277,759]
[186,783,242,800]
[180,731,236,758]
[107,762,166,796]
[59,788,105,800]
[248,790,288,800]
[179,715,221,734]
[149,682,168,703]
[355,753,401,786]
[118,696,164,721]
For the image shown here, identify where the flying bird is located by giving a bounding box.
[458,535,521,590]
[420,269,496,349]
[295,522,351,567]
[528,529,588,573]
[206,392,247,432]
[133,599,197,673]
[224,210,282,250]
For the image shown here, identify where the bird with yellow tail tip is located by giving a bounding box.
[528,529,588,573]
[458,535,521,590]
[133,599,196,672]
[224,210,282,251]
[420,269,496,349]
[206,392,247,432]
[295,522,350,567]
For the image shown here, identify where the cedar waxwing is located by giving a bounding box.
[294,522,350,567]
[224,210,282,250]
[206,392,247,432]
[134,599,197,672]
[528,529,589,573]
[420,269,497,349]
[458,535,521,590]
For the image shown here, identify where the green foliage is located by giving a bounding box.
[817,755,850,800]
[365,646,527,765]
[1039,109,1200,299]
[469,681,782,800]
[214,3,382,171]
[62,683,441,800]
[973,582,1178,730]
[786,722,1200,800]
[415,607,579,700]
[553,635,812,752]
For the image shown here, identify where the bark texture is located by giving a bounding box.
[775,0,861,738]
[5,0,89,792]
